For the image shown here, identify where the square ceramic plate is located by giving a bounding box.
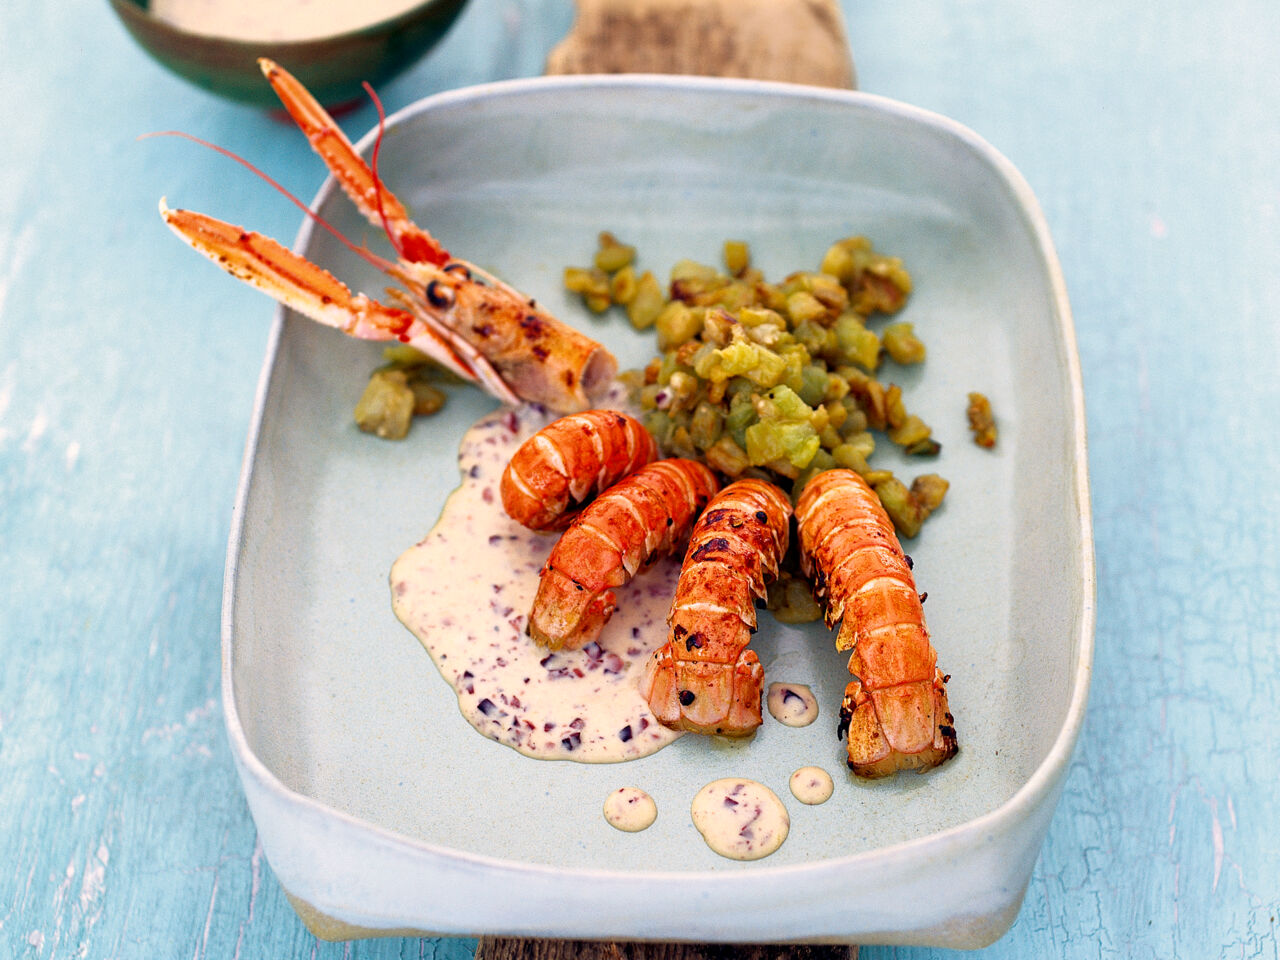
[222,75,1094,947]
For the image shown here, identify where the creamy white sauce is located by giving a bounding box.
[766,682,819,727]
[603,787,658,832]
[391,403,683,763]
[390,399,840,856]
[150,0,426,41]
[788,766,834,805]
[690,778,789,861]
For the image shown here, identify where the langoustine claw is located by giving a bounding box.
[160,58,616,413]
[501,410,658,531]
[795,469,957,778]
[640,479,792,736]
[528,459,719,650]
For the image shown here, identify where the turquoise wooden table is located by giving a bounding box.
[3,0,1277,956]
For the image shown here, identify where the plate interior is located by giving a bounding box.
[228,80,1086,873]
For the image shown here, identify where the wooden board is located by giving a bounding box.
[476,941,857,960]
[545,0,855,89]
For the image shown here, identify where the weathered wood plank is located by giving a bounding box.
[477,941,856,960]
[545,0,854,88]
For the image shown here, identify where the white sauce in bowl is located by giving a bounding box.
[390,404,683,763]
[150,0,428,42]
[690,778,789,861]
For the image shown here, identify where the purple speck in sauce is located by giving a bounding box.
[476,698,496,716]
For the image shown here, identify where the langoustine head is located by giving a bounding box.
[159,58,617,414]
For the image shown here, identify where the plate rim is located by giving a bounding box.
[220,72,1095,891]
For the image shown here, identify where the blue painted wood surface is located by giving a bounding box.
[2,1,1277,956]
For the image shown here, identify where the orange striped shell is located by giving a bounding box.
[795,469,957,778]
[642,479,792,736]
[527,459,719,650]
[501,410,658,531]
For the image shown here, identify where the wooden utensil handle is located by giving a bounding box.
[545,0,855,89]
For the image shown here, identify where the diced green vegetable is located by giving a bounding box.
[724,240,750,275]
[655,301,702,349]
[354,369,414,440]
[627,270,665,329]
[563,230,949,535]
[767,573,823,623]
[408,379,446,416]
[883,322,926,364]
[745,419,821,469]
[967,391,998,448]
[594,231,636,273]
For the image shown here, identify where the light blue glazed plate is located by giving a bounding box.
[222,75,1094,947]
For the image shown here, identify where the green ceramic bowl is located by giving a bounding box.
[109,0,469,108]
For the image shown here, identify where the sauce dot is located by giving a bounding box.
[788,766,834,805]
[690,779,789,861]
[766,682,819,727]
[603,787,657,832]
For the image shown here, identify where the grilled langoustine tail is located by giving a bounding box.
[501,410,658,531]
[795,468,957,778]
[528,459,719,650]
[641,478,792,736]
